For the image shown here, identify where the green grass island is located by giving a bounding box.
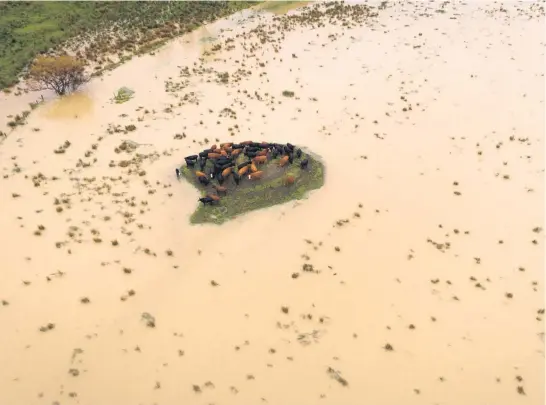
[178,143,325,225]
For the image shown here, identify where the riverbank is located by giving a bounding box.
[0,1,257,90]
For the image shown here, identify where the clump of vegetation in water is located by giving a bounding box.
[112,87,135,104]
[6,110,31,128]
[179,149,324,225]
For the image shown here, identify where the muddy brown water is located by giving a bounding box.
[0,1,544,405]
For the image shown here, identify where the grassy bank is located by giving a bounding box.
[179,151,325,225]
[0,1,257,89]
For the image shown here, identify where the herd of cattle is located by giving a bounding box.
[176,141,310,206]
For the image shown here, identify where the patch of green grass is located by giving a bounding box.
[13,21,60,35]
[0,1,257,89]
[179,151,324,225]
[257,1,310,14]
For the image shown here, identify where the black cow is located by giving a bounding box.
[198,196,214,206]
[296,148,302,159]
[212,164,221,176]
[185,158,196,167]
[198,175,210,186]
[238,161,252,169]
[233,171,241,185]
[175,168,181,179]
[221,162,235,170]
[246,146,260,153]
[217,155,231,162]
[199,158,207,171]
[300,159,309,169]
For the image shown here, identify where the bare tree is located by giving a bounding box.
[28,55,89,96]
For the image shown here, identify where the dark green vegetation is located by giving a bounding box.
[0,1,256,89]
[179,151,325,225]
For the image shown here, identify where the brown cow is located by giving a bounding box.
[208,153,222,159]
[253,155,267,164]
[195,171,206,178]
[279,156,289,167]
[213,185,228,194]
[250,163,258,173]
[221,143,232,149]
[206,194,220,201]
[238,166,249,176]
[220,149,228,157]
[210,145,217,151]
[231,148,242,157]
[222,167,232,177]
[248,171,264,180]
[284,175,295,186]
[241,140,253,145]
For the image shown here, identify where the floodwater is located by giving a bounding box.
[40,92,95,120]
[0,1,544,405]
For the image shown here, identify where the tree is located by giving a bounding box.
[28,55,89,96]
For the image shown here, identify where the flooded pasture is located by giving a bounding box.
[0,1,544,405]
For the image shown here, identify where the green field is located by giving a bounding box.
[0,1,257,89]
[179,151,325,225]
